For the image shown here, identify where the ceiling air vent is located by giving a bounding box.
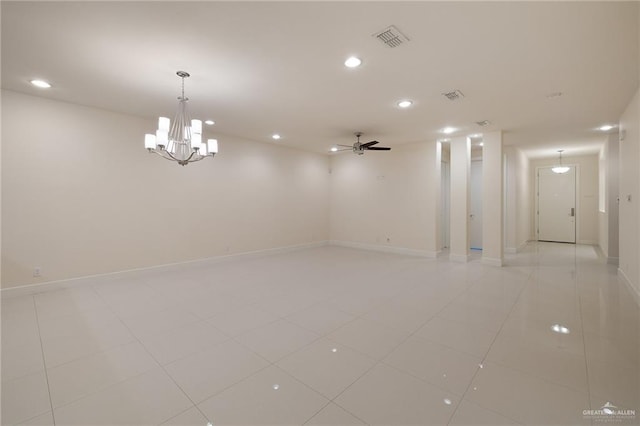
[373,25,409,48]
[475,120,491,127]
[442,90,464,101]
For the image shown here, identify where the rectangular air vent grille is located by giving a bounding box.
[373,25,409,48]
[475,120,491,127]
[442,90,464,101]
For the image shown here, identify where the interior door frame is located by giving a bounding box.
[535,164,580,243]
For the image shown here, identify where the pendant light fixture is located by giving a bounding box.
[144,71,218,166]
[551,150,570,174]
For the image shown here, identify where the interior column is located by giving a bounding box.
[482,131,504,266]
[449,136,471,262]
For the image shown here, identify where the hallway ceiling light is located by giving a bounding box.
[144,71,218,166]
[30,79,51,88]
[205,120,215,125]
[397,100,413,108]
[551,150,570,174]
[441,127,457,135]
[599,124,615,131]
[551,324,570,334]
[272,134,281,140]
[344,56,362,68]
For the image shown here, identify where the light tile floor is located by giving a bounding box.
[2,242,639,425]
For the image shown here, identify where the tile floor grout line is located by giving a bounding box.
[32,295,57,425]
[576,266,595,413]
[90,282,215,425]
[444,262,535,426]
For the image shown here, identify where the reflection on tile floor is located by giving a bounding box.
[2,242,639,425]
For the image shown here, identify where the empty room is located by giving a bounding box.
[1,1,639,425]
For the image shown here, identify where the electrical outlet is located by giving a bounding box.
[33,267,42,277]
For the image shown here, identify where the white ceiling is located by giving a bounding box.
[2,1,638,158]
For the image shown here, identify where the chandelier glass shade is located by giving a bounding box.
[144,71,218,166]
[551,149,570,174]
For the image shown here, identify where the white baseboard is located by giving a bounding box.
[618,267,640,307]
[449,253,471,262]
[482,257,503,267]
[1,240,330,298]
[578,239,598,245]
[329,240,438,258]
[607,256,619,266]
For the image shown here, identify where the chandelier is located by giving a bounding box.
[551,149,570,174]
[144,71,218,166]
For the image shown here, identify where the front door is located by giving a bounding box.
[537,166,576,243]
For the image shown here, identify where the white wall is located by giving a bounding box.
[598,133,620,261]
[329,140,440,256]
[1,90,330,288]
[618,88,640,299]
[530,154,599,245]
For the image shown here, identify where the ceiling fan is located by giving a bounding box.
[334,132,391,155]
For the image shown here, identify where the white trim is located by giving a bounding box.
[482,257,503,267]
[449,253,471,262]
[506,240,529,254]
[618,267,640,307]
[607,256,619,265]
[1,241,329,298]
[329,240,437,258]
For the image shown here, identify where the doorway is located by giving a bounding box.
[537,166,576,243]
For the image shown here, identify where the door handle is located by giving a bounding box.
[570,208,575,217]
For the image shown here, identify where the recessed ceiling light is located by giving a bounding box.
[30,79,51,89]
[344,56,362,68]
[272,384,280,390]
[444,398,452,405]
[330,147,338,152]
[469,133,482,138]
[551,324,570,334]
[272,134,281,140]
[205,120,215,126]
[397,100,413,108]
[599,124,615,131]
[441,127,457,135]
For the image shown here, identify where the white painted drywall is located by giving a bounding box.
[1,90,330,288]
[329,140,441,255]
[618,89,640,298]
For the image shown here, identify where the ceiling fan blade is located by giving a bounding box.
[365,146,391,151]
[336,144,353,148]
[360,140,379,148]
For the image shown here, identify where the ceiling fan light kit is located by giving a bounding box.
[334,132,391,155]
